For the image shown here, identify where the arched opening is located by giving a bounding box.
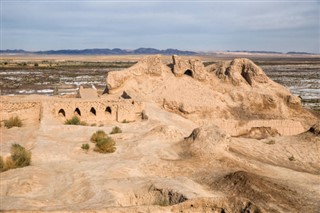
[58,109,66,117]
[105,106,112,114]
[74,108,81,116]
[184,69,193,77]
[90,107,96,116]
[121,91,131,99]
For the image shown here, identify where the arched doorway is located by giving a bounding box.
[105,106,112,114]
[74,108,81,116]
[90,107,96,116]
[58,109,66,117]
[184,69,193,77]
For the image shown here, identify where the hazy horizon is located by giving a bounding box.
[2,0,319,53]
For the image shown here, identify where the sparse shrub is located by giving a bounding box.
[288,155,295,161]
[91,123,97,127]
[64,116,87,125]
[90,130,107,143]
[266,140,275,145]
[99,124,104,127]
[4,157,15,171]
[110,126,122,134]
[81,143,90,151]
[34,63,39,67]
[122,119,129,123]
[11,143,31,168]
[1,144,32,172]
[94,137,116,153]
[0,156,4,172]
[4,116,22,128]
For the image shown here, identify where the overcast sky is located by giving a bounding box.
[1,0,319,53]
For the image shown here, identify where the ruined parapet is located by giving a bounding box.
[0,101,41,125]
[172,55,208,81]
[208,58,269,86]
[78,86,98,99]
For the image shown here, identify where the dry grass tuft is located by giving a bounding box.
[110,126,122,134]
[90,130,107,143]
[94,137,116,153]
[4,116,22,128]
[1,144,31,172]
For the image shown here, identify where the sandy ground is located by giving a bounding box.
[1,101,319,212]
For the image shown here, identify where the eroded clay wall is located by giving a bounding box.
[0,101,41,126]
[213,119,306,136]
[50,99,143,123]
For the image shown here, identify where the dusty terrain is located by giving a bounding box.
[0,54,320,212]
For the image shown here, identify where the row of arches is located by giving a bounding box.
[58,106,112,117]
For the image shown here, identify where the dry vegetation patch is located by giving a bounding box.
[4,116,22,128]
[0,144,31,172]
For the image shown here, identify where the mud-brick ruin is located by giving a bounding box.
[1,55,318,137]
[0,89,144,126]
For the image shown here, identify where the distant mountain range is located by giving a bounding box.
[0,48,315,55]
[0,48,197,55]
[228,50,312,55]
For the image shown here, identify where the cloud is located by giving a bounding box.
[2,1,319,53]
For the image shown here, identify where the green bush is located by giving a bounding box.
[94,137,116,153]
[64,116,87,126]
[11,143,31,168]
[110,126,122,134]
[1,144,32,172]
[90,130,107,143]
[81,143,90,151]
[4,116,22,128]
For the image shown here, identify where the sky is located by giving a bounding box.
[1,0,319,53]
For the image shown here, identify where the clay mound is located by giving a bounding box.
[183,125,229,157]
[106,55,171,92]
[309,122,320,135]
[207,58,269,86]
[238,127,280,139]
[144,125,184,140]
[103,55,317,134]
[214,171,317,212]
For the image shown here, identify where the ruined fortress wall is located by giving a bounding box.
[50,99,143,123]
[0,101,41,125]
[213,119,306,136]
[1,98,143,126]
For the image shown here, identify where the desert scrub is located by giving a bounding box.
[1,144,31,172]
[288,155,295,161]
[0,156,4,172]
[110,126,122,134]
[90,130,107,143]
[4,116,22,128]
[94,137,116,153]
[81,143,90,151]
[266,140,275,145]
[64,116,87,125]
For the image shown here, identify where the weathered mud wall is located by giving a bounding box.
[212,119,305,136]
[0,101,41,126]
